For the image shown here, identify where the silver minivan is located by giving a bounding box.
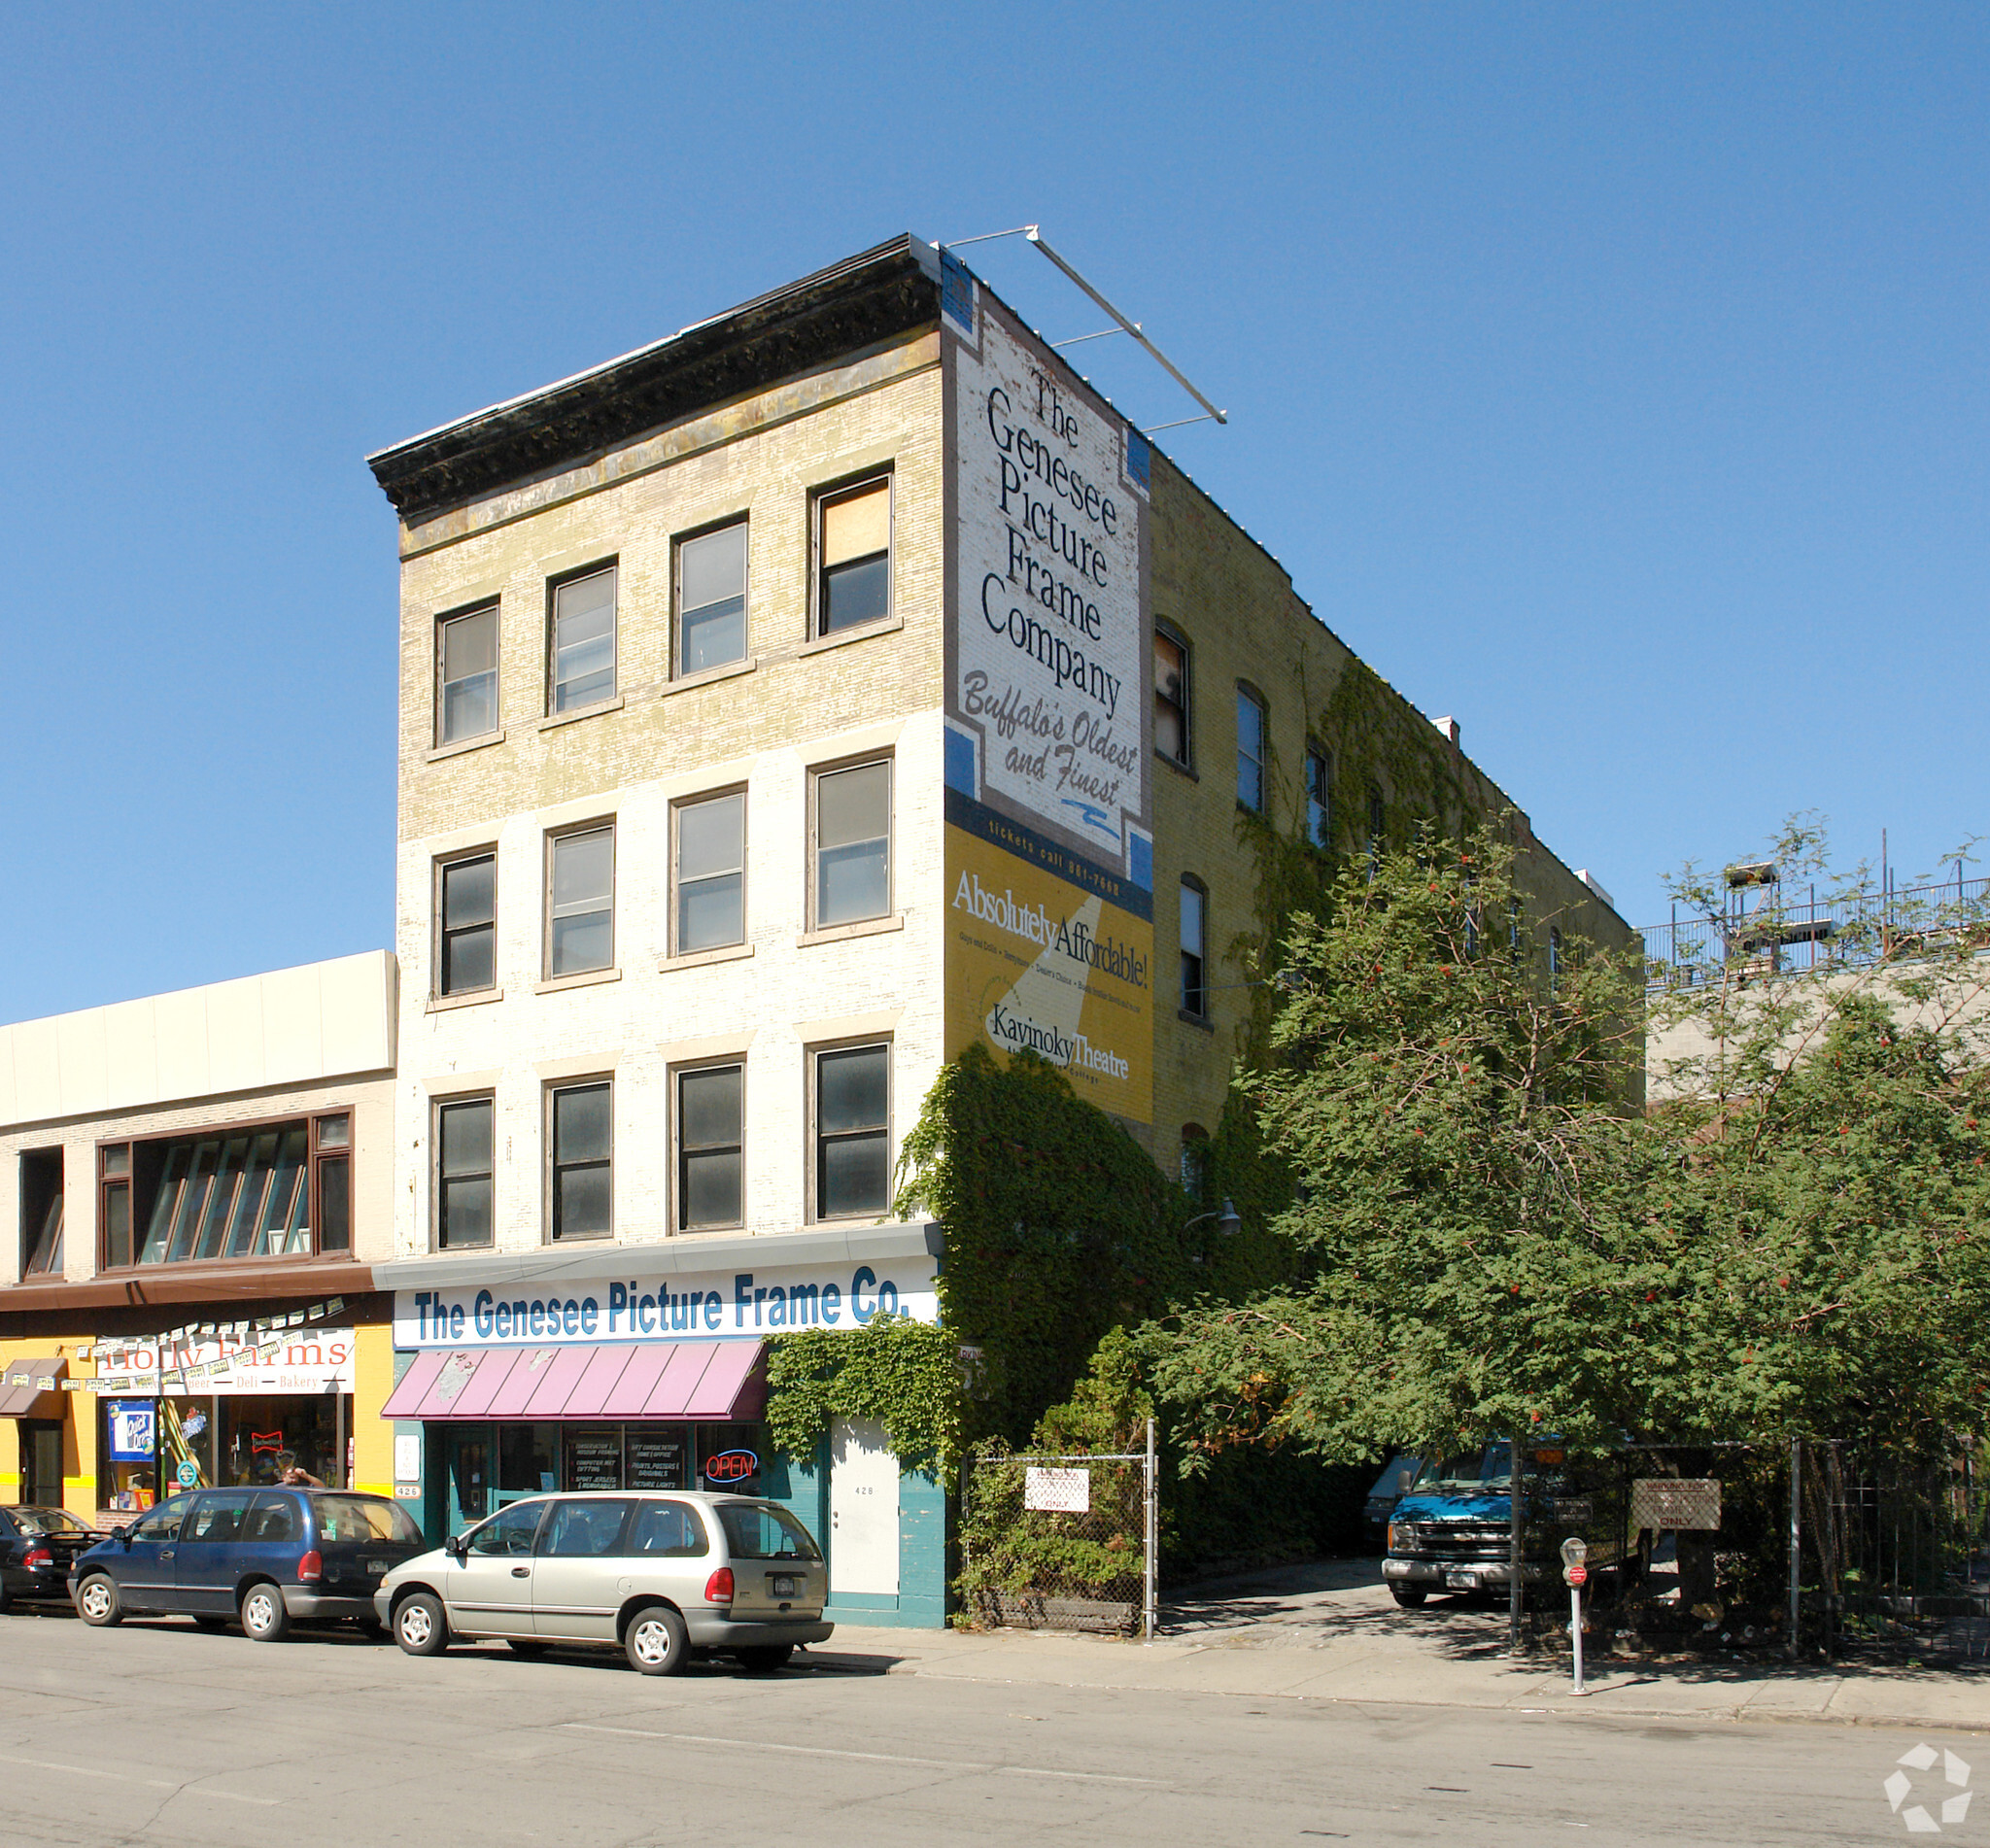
[375,1490,832,1675]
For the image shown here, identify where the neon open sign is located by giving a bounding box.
[704,1450,758,1484]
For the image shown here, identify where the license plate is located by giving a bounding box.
[1445,1572,1477,1590]
[770,1574,800,1598]
[364,1558,390,1577]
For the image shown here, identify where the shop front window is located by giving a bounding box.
[500,1423,559,1498]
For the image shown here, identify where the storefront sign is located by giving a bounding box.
[394,1254,939,1352]
[949,283,1149,871]
[703,1448,758,1485]
[88,1330,357,1396]
[1024,1466,1091,1513]
[945,790,1152,1122]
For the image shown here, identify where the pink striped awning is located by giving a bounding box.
[379,1342,766,1422]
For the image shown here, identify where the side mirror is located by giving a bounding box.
[117,1527,133,1549]
[445,1534,466,1560]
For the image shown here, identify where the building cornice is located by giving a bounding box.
[367,235,943,525]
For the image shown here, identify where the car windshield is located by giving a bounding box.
[1411,1446,1514,1494]
[314,1495,422,1545]
[15,1508,89,1534]
[714,1502,821,1561]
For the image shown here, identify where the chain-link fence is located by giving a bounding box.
[1804,1442,1990,1663]
[958,1425,1157,1636]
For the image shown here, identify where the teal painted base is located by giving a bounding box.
[764,1444,949,1629]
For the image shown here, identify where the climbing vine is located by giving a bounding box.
[894,1044,1195,1448]
[764,1312,963,1474]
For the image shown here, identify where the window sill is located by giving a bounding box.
[665,656,757,697]
[427,987,504,1013]
[1156,750,1197,780]
[797,913,905,948]
[534,966,622,995]
[426,729,506,764]
[1178,1008,1216,1033]
[660,942,755,973]
[798,615,903,657]
[537,695,625,733]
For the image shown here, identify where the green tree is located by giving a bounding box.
[1649,820,1990,1455]
[1144,824,1685,1466]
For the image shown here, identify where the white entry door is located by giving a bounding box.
[829,1417,900,1597]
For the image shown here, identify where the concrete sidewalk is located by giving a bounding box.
[809,1560,1990,1733]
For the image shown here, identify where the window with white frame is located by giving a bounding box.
[436,603,498,745]
[672,791,745,954]
[1181,878,1208,1017]
[1305,746,1330,849]
[677,522,748,675]
[809,757,891,929]
[546,823,614,976]
[815,477,891,634]
[1236,687,1267,811]
[812,1043,890,1220]
[548,565,617,713]
[547,1080,612,1242]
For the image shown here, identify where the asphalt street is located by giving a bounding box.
[0,1606,1965,1847]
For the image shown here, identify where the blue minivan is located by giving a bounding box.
[69,1488,425,1641]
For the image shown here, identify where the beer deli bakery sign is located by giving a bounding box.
[953,293,1147,866]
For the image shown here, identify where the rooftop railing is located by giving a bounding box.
[1642,872,1990,994]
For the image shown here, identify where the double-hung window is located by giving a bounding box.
[546,824,614,976]
[815,477,891,634]
[677,523,748,675]
[436,851,497,995]
[548,1080,611,1242]
[549,565,617,713]
[1305,747,1331,849]
[676,1063,743,1231]
[810,758,890,929]
[435,1097,494,1249]
[813,1043,890,1220]
[1154,628,1190,767]
[1181,878,1208,1018]
[672,792,745,954]
[436,604,498,745]
[1236,687,1266,812]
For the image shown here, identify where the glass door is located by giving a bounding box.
[20,1420,63,1507]
[445,1426,492,1533]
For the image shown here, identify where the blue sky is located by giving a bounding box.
[2,3,1983,1022]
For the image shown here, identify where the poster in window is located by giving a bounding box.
[565,1430,622,1492]
[625,1431,686,1491]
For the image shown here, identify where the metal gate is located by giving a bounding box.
[959,1420,1158,1637]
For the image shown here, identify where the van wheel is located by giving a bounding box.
[1390,1587,1427,1608]
[624,1604,688,1676]
[737,1645,794,1673]
[77,1575,121,1626]
[240,1583,291,1642]
[395,1591,449,1657]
